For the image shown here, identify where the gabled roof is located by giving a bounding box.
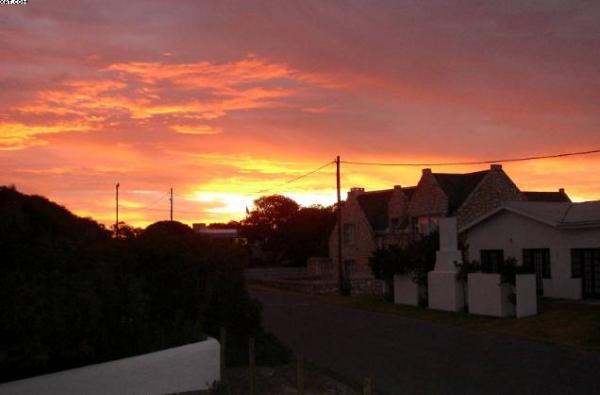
[460,200,600,232]
[357,190,393,231]
[432,170,489,213]
[355,186,416,231]
[523,191,571,202]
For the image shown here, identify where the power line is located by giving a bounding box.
[121,206,204,216]
[250,159,335,195]
[142,191,169,209]
[341,148,600,167]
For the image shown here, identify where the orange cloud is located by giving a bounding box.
[5,55,337,150]
[0,122,92,150]
[106,55,298,89]
[170,124,222,135]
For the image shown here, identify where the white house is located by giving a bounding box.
[460,201,600,300]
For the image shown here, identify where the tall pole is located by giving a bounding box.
[336,156,345,294]
[115,182,120,237]
[170,187,173,222]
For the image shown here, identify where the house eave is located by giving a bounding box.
[459,205,559,233]
[557,221,600,230]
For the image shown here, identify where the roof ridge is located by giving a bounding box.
[559,203,574,224]
[360,189,393,195]
[432,169,490,176]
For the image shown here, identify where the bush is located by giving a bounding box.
[0,187,288,382]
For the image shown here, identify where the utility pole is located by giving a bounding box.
[170,187,173,222]
[336,156,345,295]
[115,182,120,237]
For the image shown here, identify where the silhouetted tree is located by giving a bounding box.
[110,221,141,239]
[243,195,300,230]
[241,196,334,266]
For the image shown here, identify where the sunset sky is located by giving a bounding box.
[2,1,600,227]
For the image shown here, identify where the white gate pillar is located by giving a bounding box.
[427,217,465,311]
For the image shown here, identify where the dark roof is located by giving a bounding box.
[433,170,489,213]
[355,187,417,231]
[523,191,571,203]
[357,190,393,231]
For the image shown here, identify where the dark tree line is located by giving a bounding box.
[0,186,288,383]
[236,195,336,267]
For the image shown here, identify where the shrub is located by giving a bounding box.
[0,187,289,382]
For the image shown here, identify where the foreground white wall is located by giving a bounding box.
[0,338,220,395]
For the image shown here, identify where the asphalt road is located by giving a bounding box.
[252,289,600,395]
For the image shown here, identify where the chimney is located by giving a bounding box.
[559,188,565,194]
[348,187,365,199]
[422,168,432,175]
[490,164,502,171]
[393,185,402,191]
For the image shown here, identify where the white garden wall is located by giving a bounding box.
[393,275,422,306]
[0,338,220,395]
[468,273,515,317]
[516,274,537,318]
[428,271,465,312]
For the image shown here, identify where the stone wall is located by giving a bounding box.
[249,276,383,296]
[385,186,413,248]
[456,166,524,229]
[349,277,384,296]
[328,192,376,274]
[307,257,335,279]
[408,169,449,218]
[245,267,307,280]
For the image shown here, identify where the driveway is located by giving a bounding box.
[252,288,600,395]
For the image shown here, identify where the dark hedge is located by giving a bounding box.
[0,186,289,382]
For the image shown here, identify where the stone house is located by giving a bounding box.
[328,185,415,278]
[461,201,600,299]
[408,164,528,232]
[327,164,570,278]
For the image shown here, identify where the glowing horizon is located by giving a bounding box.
[2,2,600,227]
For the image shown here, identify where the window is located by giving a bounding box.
[523,249,551,278]
[523,249,550,295]
[571,249,600,298]
[418,216,440,235]
[480,250,504,273]
[571,249,600,278]
[343,223,356,246]
[411,218,419,235]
